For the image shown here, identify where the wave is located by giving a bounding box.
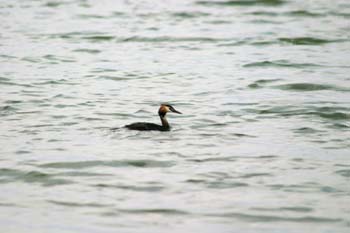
[38,159,175,169]
[208,212,342,223]
[274,83,349,92]
[248,10,323,17]
[120,36,227,43]
[278,37,338,45]
[244,60,321,68]
[196,0,285,7]
[253,105,350,121]
[0,168,73,186]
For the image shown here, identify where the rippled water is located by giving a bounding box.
[1,0,350,232]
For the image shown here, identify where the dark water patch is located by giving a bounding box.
[249,10,323,17]
[254,105,350,121]
[197,0,284,7]
[60,121,78,126]
[91,68,118,73]
[315,112,349,120]
[0,54,17,60]
[50,93,75,99]
[4,100,22,104]
[171,11,210,18]
[239,173,271,178]
[17,110,42,115]
[209,212,341,223]
[0,168,23,178]
[38,159,175,169]
[47,31,89,39]
[253,206,313,213]
[280,207,313,212]
[0,202,18,207]
[20,91,45,98]
[218,39,280,47]
[335,164,350,168]
[231,133,257,138]
[207,20,232,25]
[43,54,75,63]
[334,12,350,18]
[294,127,323,134]
[0,105,18,116]
[16,150,31,154]
[0,168,72,186]
[186,142,217,148]
[54,104,77,109]
[47,138,68,143]
[335,169,350,178]
[224,102,258,106]
[48,200,109,208]
[77,101,95,107]
[96,112,131,118]
[320,186,339,193]
[194,90,215,96]
[191,122,227,129]
[188,156,236,163]
[33,79,75,86]
[256,155,278,159]
[248,79,282,88]
[248,19,280,24]
[26,124,55,128]
[207,181,249,189]
[120,208,189,215]
[94,183,164,192]
[20,171,72,186]
[112,11,127,17]
[73,48,101,54]
[199,171,231,180]
[21,56,41,63]
[185,179,207,184]
[286,10,323,17]
[78,117,104,121]
[316,106,350,115]
[83,35,115,42]
[119,36,229,43]
[274,83,347,92]
[304,106,349,120]
[279,37,338,45]
[217,109,242,117]
[248,11,278,16]
[98,75,134,81]
[47,31,114,42]
[99,211,121,217]
[198,133,220,137]
[268,183,325,193]
[0,76,11,81]
[77,14,109,19]
[0,80,33,87]
[252,105,302,117]
[18,129,39,135]
[44,1,65,8]
[244,60,321,68]
[330,123,350,129]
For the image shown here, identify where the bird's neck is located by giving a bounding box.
[160,116,170,129]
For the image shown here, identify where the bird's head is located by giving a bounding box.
[158,104,182,117]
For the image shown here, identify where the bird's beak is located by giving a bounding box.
[172,108,182,114]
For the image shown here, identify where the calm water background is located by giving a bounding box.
[1,0,350,232]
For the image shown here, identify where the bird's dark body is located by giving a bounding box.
[125,122,169,131]
[121,104,181,132]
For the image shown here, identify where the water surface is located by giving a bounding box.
[1,0,350,232]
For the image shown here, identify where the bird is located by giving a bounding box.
[124,104,181,131]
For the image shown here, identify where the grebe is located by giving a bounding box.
[125,104,181,131]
